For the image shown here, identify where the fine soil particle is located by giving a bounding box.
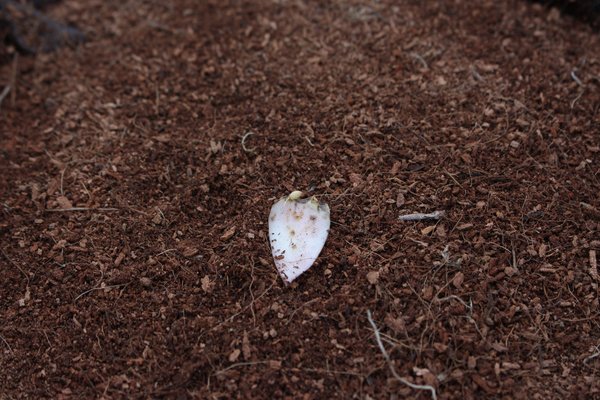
[1,0,599,398]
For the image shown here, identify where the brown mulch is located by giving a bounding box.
[1,0,599,398]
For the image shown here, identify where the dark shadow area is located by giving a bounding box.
[0,0,84,60]
[533,0,600,28]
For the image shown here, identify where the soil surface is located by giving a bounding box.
[1,0,599,398]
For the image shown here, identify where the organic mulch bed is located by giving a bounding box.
[1,0,599,398]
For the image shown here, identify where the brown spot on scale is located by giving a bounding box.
[309,215,317,221]
[289,229,296,236]
[275,255,285,260]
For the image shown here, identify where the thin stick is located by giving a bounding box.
[0,333,13,354]
[399,211,445,221]
[570,90,584,109]
[366,310,437,400]
[101,376,112,398]
[471,67,484,82]
[215,361,365,377]
[214,361,270,375]
[286,298,319,325]
[290,367,363,377]
[511,241,518,272]
[434,295,472,311]
[248,257,257,326]
[241,131,256,153]
[59,168,66,196]
[127,207,150,216]
[590,250,598,282]
[571,70,583,86]
[211,280,275,332]
[155,83,160,115]
[45,207,119,212]
[584,346,600,365]
[154,249,177,257]
[1,248,29,284]
[411,52,428,69]
[74,283,129,301]
[0,85,11,109]
[10,53,18,106]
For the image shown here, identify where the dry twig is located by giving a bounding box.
[584,345,600,365]
[411,52,428,69]
[434,295,472,311]
[0,85,11,109]
[10,53,17,106]
[1,248,29,284]
[399,210,445,221]
[590,250,598,282]
[45,207,119,212]
[74,283,130,301]
[366,310,437,400]
[211,280,275,332]
[0,333,13,353]
[241,131,256,153]
[571,69,583,86]
[214,361,270,375]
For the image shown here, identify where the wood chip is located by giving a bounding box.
[400,210,446,221]
[590,250,598,281]
[114,252,126,267]
[472,374,496,394]
[538,262,558,273]
[56,196,73,209]
[220,226,236,241]
[396,192,405,207]
[468,356,477,369]
[228,349,241,362]
[539,243,548,257]
[384,314,406,333]
[154,134,171,143]
[435,224,446,237]
[201,275,215,293]
[452,271,464,288]
[366,270,380,285]
[47,177,60,195]
[139,277,152,287]
[182,247,199,257]
[502,362,521,370]
[242,331,251,360]
[421,225,435,235]
[151,212,163,225]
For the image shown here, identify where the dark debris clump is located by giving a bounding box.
[533,0,600,28]
[0,0,84,57]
